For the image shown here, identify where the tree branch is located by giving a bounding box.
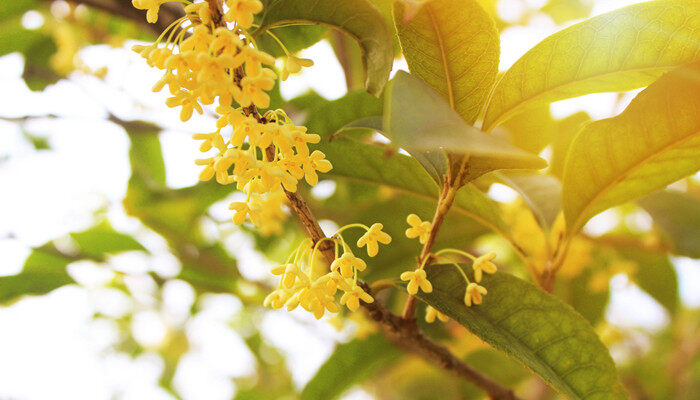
[41,0,184,35]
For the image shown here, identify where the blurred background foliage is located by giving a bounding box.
[0,1,698,399]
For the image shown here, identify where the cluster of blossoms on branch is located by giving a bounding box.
[130,0,500,323]
[265,223,392,319]
[131,0,326,236]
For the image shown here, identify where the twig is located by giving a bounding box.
[402,155,469,320]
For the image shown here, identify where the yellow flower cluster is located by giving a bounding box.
[131,0,324,235]
[265,223,391,319]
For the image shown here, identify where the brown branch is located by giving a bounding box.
[41,0,184,35]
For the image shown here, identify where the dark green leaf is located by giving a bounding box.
[408,265,626,400]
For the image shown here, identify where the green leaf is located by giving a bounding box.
[463,347,532,389]
[562,64,700,233]
[483,0,700,130]
[316,136,513,239]
[0,243,75,304]
[70,220,146,258]
[638,190,700,258]
[393,0,499,124]
[618,248,679,315]
[256,0,393,95]
[495,172,562,230]
[300,90,383,137]
[301,335,401,400]
[0,0,37,22]
[555,251,611,325]
[123,120,166,186]
[21,34,59,91]
[384,72,547,182]
[409,266,626,400]
[255,24,326,58]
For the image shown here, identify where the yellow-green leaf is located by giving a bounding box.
[256,0,393,95]
[408,266,627,400]
[563,64,700,233]
[483,0,700,131]
[383,72,547,182]
[394,0,499,124]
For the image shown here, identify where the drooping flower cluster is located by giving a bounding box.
[131,0,322,235]
[264,223,391,319]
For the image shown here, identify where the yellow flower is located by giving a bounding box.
[165,90,203,121]
[132,0,163,23]
[224,0,264,28]
[400,268,433,295]
[211,28,243,55]
[232,46,275,77]
[357,223,392,257]
[317,270,353,295]
[302,150,333,186]
[464,283,487,306]
[281,56,314,80]
[472,252,497,282]
[235,71,276,108]
[184,2,213,25]
[405,214,432,244]
[425,306,449,323]
[192,131,225,152]
[340,285,374,312]
[270,263,306,288]
[289,126,320,157]
[330,252,367,278]
[195,158,216,181]
[263,288,293,309]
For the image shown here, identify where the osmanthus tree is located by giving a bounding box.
[1,0,699,399]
